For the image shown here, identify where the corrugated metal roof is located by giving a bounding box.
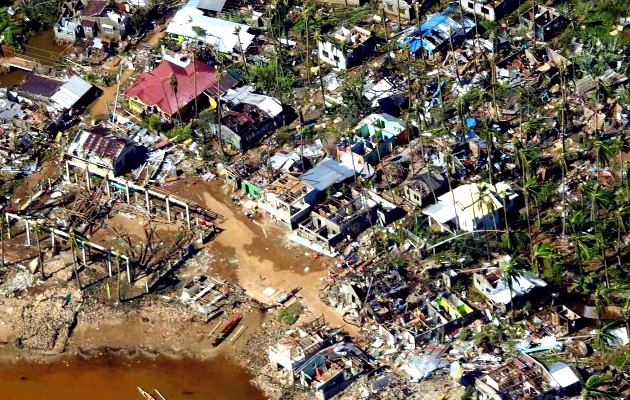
[186,0,226,12]
[51,75,93,109]
[300,159,354,191]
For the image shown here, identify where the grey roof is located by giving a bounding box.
[300,158,354,191]
[51,75,94,109]
[187,0,226,11]
[408,170,447,195]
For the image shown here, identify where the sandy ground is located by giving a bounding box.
[163,179,357,334]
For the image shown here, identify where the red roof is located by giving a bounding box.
[124,60,238,116]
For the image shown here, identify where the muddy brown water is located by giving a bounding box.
[0,29,67,89]
[0,355,267,400]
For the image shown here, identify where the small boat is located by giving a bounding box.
[137,387,156,400]
[137,387,166,400]
[277,286,301,305]
[211,313,241,346]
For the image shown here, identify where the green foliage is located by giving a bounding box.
[0,179,23,196]
[166,124,192,143]
[0,9,24,52]
[558,0,630,46]
[277,302,303,326]
[142,115,163,132]
[453,237,487,262]
[24,0,64,31]
[460,385,475,400]
[248,59,297,96]
[191,26,206,36]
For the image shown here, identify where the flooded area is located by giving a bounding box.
[0,29,68,89]
[0,354,267,400]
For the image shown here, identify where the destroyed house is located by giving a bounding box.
[17,75,64,104]
[269,329,330,375]
[459,0,519,22]
[401,170,448,207]
[300,158,355,196]
[422,182,518,233]
[367,288,477,342]
[66,126,139,176]
[317,26,379,70]
[78,0,131,41]
[257,173,317,229]
[54,0,133,41]
[296,190,398,247]
[338,113,406,167]
[520,6,569,41]
[381,0,416,20]
[400,10,475,60]
[295,343,371,400]
[222,85,286,127]
[475,354,581,400]
[218,104,275,151]
[473,267,547,310]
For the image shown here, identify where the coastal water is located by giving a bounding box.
[0,355,267,400]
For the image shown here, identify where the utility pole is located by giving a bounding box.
[111,58,126,123]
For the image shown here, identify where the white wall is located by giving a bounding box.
[460,0,498,21]
[318,41,348,69]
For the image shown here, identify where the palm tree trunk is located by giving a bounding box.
[0,215,4,269]
[216,71,226,158]
[318,55,326,110]
[193,52,198,120]
[305,13,310,83]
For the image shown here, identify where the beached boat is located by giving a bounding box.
[277,286,301,305]
[211,313,241,346]
[137,387,156,400]
[137,387,166,400]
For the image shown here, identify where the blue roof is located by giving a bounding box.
[300,159,355,191]
[402,11,475,54]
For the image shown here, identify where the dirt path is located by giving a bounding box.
[87,31,166,118]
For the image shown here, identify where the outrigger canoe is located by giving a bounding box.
[137,387,166,400]
[211,313,242,346]
[277,286,301,305]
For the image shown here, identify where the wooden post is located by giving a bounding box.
[65,161,70,182]
[24,219,30,246]
[85,168,91,190]
[125,181,130,204]
[145,191,150,213]
[166,197,171,222]
[107,250,112,277]
[185,204,191,229]
[5,213,10,239]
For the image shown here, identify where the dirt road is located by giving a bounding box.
[87,31,166,118]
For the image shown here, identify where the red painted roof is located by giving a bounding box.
[124,60,238,116]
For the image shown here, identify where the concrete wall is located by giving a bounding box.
[318,41,349,70]
[460,0,519,22]
[381,0,414,20]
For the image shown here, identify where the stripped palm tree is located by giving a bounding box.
[168,73,183,122]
